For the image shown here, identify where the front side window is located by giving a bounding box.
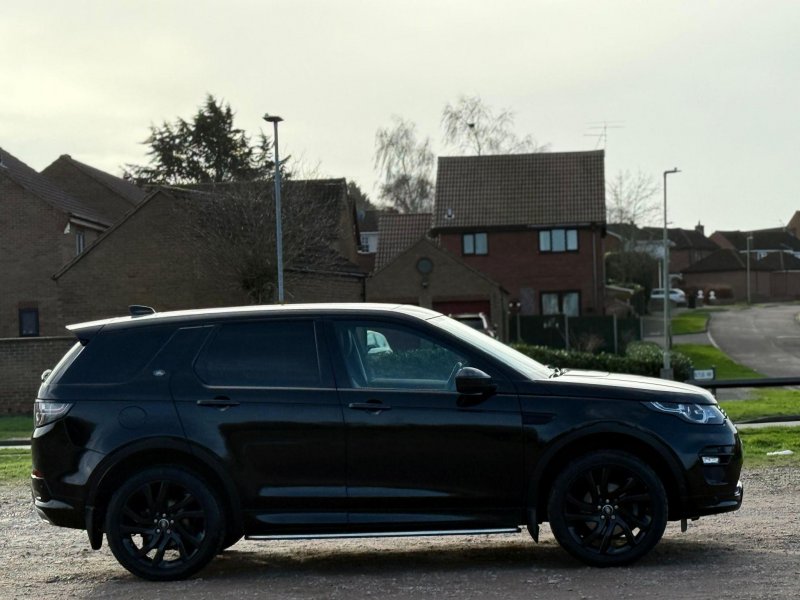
[541,292,581,316]
[196,320,321,387]
[462,232,488,255]
[333,321,468,390]
[539,228,578,252]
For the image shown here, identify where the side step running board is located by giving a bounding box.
[247,527,521,541]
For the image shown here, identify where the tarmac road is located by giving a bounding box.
[709,304,800,377]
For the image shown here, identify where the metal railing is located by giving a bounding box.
[685,376,800,396]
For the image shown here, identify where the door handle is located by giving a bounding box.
[348,401,391,413]
[197,397,240,409]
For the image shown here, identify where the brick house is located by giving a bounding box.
[53,179,366,325]
[367,237,509,339]
[42,154,146,223]
[0,147,112,337]
[431,151,606,316]
[606,223,719,287]
[711,228,800,259]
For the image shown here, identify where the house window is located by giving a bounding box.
[75,230,86,255]
[463,232,488,255]
[19,308,40,337]
[541,292,580,316]
[539,229,578,253]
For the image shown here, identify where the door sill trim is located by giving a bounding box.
[246,527,521,541]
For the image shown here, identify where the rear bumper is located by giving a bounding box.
[31,475,84,529]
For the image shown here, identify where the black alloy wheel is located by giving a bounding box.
[105,466,224,581]
[547,451,668,567]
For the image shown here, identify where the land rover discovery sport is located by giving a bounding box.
[31,303,743,580]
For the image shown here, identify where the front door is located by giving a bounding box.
[326,318,524,532]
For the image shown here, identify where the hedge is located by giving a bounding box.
[511,341,693,382]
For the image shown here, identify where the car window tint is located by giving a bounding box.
[333,321,467,390]
[59,327,173,384]
[195,320,321,387]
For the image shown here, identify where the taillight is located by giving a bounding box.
[33,401,73,427]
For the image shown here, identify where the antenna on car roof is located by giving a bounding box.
[129,305,156,317]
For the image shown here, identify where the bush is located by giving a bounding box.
[511,341,693,381]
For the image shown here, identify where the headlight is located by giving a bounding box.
[34,401,73,427]
[644,401,725,425]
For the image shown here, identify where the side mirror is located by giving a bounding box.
[455,367,496,395]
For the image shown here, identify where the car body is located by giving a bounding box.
[31,303,742,580]
[650,288,687,306]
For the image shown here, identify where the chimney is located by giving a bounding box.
[695,221,704,236]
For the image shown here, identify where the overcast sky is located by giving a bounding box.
[2,0,798,232]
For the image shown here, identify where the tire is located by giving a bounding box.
[104,466,224,581]
[547,451,668,567]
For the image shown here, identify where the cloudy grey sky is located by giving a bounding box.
[2,0,798,232]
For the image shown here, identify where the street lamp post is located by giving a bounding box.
[263,113,284,303]
[746,233,753,304]
[662,168,680,379]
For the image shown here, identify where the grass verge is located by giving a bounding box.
[721,389,800,422]
[0,415,32,441]
[739,426,800,468]
[0,448,30,482]
[674,343,763,380]
[672,311,711,335]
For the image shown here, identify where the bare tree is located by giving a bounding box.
[606,170,660,228]
[182,181,344,304]
[441,95,549,156]
[374,117,435,213]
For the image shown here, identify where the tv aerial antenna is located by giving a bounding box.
[585,121,625,149]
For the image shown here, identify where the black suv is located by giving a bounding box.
[32,304,743,580]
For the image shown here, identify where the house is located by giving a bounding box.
[53,179,366,326]
[606,223,719,285]
[374,212,433,272]
[364,212,509,337]
[682,248,800,301]
[431,151,606,316]
[711,228,800,259]
[42,154,146,224]
[0,147,111,337]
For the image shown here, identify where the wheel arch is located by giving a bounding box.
[529,424,688,523]
[86,437,243,546]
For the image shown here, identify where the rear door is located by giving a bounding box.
[171,318,347,535]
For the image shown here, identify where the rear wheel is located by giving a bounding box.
[105,466,224,580]
[547,451,667,567]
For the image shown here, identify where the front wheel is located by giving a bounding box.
[547,451,668,567]
[105,466,224,580]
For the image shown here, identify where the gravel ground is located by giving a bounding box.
[1,468,799,599]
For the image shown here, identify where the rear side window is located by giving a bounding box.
[195,320,321,388]
[58,326,174,384]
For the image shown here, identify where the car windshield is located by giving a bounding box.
[429,315,551,380]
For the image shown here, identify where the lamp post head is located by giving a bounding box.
[664,167,680,176]
[263,114,283,124]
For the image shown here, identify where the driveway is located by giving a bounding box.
[710,304,800,377]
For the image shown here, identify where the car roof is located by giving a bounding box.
[66,303,442,339]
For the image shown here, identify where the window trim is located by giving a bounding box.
[75,230,86,255]
[462,232,488,256]
[540,291,581,316]
[19,307,40,337]
[538,228,579,253]
[192,318,326,389]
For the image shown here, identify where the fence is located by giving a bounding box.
[509,315,641,354]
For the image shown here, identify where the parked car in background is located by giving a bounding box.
[32,303,742,580]
[650,288,687,306]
